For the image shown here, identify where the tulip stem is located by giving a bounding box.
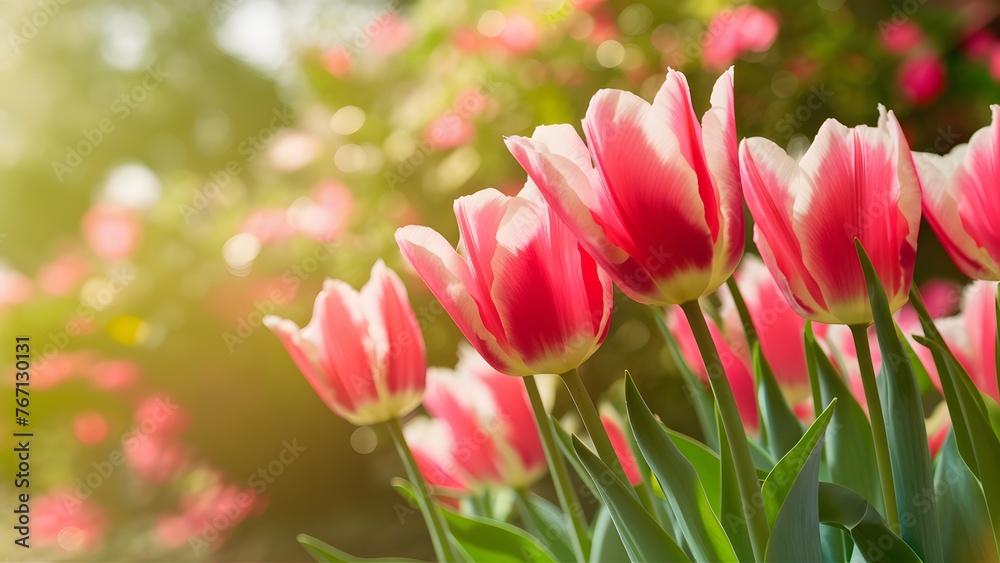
[562,368,635,496]
[849,324,900,532]
[385,417,458,563]
[523,376,590,561]
[680,300,769,561]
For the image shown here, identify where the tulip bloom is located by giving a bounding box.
[668,308,759,433]
[423,346,547,488]
[703,7,779,69]
[264,260,426,426]
[395,185,613,376]
[405,417,467,508]
[914,105,1000,280]
[601,408,642,486]
[936,281,999,401]
[740,106,922,325]
[719,255,822,405]
[506,68,743,306]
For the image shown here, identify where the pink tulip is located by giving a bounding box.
[423,346,547,487]
[703,7,779,68]
[898,55,945,105]
[405,417,467,502]
[668,308,759,432]
[719,255,824,405]
[740,106,921,325]
[395,185,613,376]
[601,409,642,486]
[937,281,999,401]
[34,492,108,553]
[506,69,743,306]
[914,106,1000,280]
[264,260,426,425]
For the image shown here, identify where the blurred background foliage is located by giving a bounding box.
[0,0,998,560]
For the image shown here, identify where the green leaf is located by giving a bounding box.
[762,400,835,527]
[625,376,738,562]
[297,534,425,562]
[589,506,629,563]
[717,407,756,563]
[915,335,1000,555]
[810,339,882,510]
[816,483,920,563]
[752,344,805,461]
[550,415,599,501]
[570,435,690,562]
[520,493,577,563]
[935,432,1000,563]
[659,427,724,515]
[764,425,825,563]
[857,241,943,562]
[392,478,557,563]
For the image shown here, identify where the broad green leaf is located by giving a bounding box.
[297,534,425,562]
[764,429,825,562]
[817,483,920,563]
[857,241,943,562]
[589,506,629,563]
[935,432,1000,563]
[653,310,720,450]
[717,407,755,563]
[804,322,824,419]
[748,435,777,472]
[753,344,804,461]
[811,339,882,510]
[762,400,835,527]
[571,435,690,562]
[521,493,577,563]
[916,336,1000,555]
[900,330,937,395]
[392,478,557,563]
[659,427,724,515]
[626,376,738,562]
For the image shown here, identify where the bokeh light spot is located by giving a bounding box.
[478,10,506,38]
[330,106,366,135]
[596,40,625,68]
[351,426,378,454]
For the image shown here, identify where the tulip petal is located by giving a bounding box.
[701,67,745,287]
[740,137,828,319]
[955,106,1000,276]
[395,225,518,373]
[263,315,342,410]
[360,260,425,397]
[584,87,714,301]
[915,147,992,277]
[795,117,915,322]
[308,280,379,408]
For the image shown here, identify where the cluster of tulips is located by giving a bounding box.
[264,68,1000,562]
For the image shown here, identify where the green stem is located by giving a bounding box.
[385,417,458,562]
[680,300,769,561]
[523,376,590,561]
[561,368,634,495]
[994,282,1000,403]
[849,324,900,532]
[726,276,759,350]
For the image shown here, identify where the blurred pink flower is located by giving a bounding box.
[241,207,296,245]
[881,22,924,54]
[898,55,946,105]
[965,29,998,59]
[371,14,413,55]
[498,14,540,54]
[703,7,779,68]
[0,264,32,308]
[601,410,642,486]
[37,252,91,296]
[424,113,475,149]
[423,346,547,488]
[34,492,108,553]
[88,359,139,390]
[322,47,352,78]
[405,417,467,508]
[135,395,190,440]
[937,281,999,402]
[668,307,759,433]
[290,182,355,242]
[156,481,260,551]
[126,436,189,484]
[991,47,1000,82]
[82,205,141,261]
[73,411,109,445]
